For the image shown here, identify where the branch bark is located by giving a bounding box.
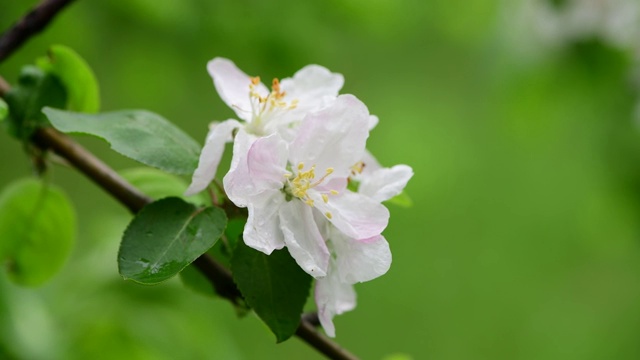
[0,1,360,359]
[0,0,77,62]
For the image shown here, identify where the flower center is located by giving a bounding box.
[283,163,339,218]
[246,76,299,134]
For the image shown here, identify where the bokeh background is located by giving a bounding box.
[2,0,640,359]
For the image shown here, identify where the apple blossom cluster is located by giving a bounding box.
[185,58,412,337]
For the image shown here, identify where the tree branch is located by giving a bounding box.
[0,3,361,359]
[0,0,77,63]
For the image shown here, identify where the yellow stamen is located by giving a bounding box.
[330,190,339,195]
[322,194,329,203]
[325,212,333,219]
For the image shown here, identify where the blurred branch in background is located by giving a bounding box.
[0,1,358,359]
[0,0,76,62]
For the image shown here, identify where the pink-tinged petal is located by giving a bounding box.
[332,233,391,284]
[223,128,257,207]
[315,265,356,338]
[243,191,286,254]
[310,191,389,239]
[247,134,289,193]
[280,65,344,112]
[359,164,414,202]
[290,95,371,179]
[207,58,268,122]
[279,200,330,278]
[185,119,241,196]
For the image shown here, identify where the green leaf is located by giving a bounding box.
[0,98,7,123]
[384,190,413,207]
[37,44,100,113]
[44,107,201,174]
[119,167,208,205]
[0,178,76,286]
[4,66,67,139]
[231,241,312,342]
[118,197,226,284]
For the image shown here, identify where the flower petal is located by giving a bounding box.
[279,200,330,277]
[290,95,371,179]
[311,190,389,239]
[280,65,344,112]
[359,164,414,202]
[332,233,391,284]
[247,134,289,193]
[223,128,257,207]
[185,119,241,196]
[243,191,286,254]
[207,57,268,122]
[315,265,356,338]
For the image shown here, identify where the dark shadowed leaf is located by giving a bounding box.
[37,44,100,113]
[118,197,226,284]
[0,178,75,286]
[231,241,312,342]
[43,107,201,174]
[4,66,66,140]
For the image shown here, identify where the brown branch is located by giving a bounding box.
[0,3,360,359]
[32,127,152,213]
[0,0,77,63]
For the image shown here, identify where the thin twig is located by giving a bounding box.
[296,320,359,360]
[32,127,151,213]
[0,0,77,63]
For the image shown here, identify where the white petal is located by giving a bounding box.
[361,150,382,175]
[332,233,391,284]
[243,191,286,254]
[279,201,330,278]
[290,95,370,179]
[315,265,356,338]
[280,65,344,112]
[247,134,289,193]
[359,164,414,202]
[185,119,241,196]
[311,191,389,239]
[223,128,257,207]
[207,57,268,122]
[368,115,379,130]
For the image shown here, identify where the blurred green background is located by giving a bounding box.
[2,0,640,359]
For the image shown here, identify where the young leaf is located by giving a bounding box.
[231,242,312,343]
[36,44,100,113]
[43,108,201,174]
[384,190,413,207]
[119,167,208,205]
[4,66,67,140]
[118,197,226,284]
[0,178,76,286]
